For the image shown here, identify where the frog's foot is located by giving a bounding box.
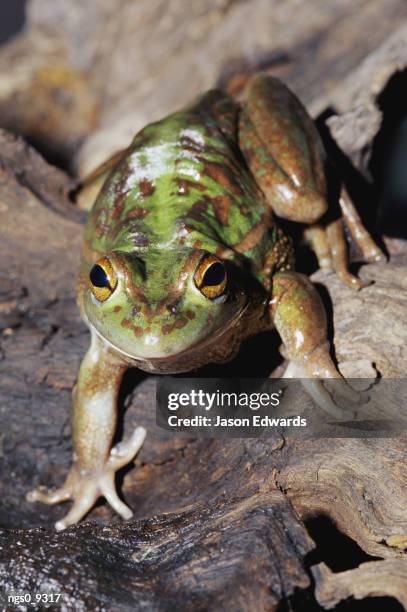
[305,219,370,290]
[282,345,362,420]
[326,218,371,289]
[27,426,146,531]
[304,190,385,290]
[271,272,367,419]
[339,187,386,264]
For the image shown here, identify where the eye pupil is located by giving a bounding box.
[90,264,109,288]
[202,263,225,287]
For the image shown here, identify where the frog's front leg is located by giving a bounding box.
[27,330,146,531]
[270,271,358,418]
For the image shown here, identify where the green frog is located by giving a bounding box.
[27,75,384,530]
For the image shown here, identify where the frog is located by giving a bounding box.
[27,74,384,531]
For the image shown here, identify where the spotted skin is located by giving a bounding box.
[28,75,384,530]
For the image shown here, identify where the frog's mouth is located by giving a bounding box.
[88,300,250,367]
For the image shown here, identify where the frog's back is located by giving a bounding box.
[85,90,276,266]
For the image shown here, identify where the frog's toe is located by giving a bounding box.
[99,472,133,520]
[55,426,145,530]
[336,269,371,291]
[364,245,387,264]
[108,426,146,471]
[284,361,356,420]
[54,471,134,531]
[301,379,356,420]
[26,485,72,505]
[283,344,366,419]
[54,481,99,531]
[29,426,146,530]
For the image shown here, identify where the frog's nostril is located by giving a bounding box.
[167,303,178,315]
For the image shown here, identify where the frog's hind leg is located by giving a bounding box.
[305,219,369,289]
[238,75,328,224]
[326,217,370,289]
[303,224,332,271]
[339,186,385,263]
[304,187,385,289]
[238,75,384,289]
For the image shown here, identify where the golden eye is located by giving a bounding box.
[194,255,227,299]
[89,257,117,302]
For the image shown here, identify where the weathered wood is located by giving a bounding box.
[1,1,407,610]
[313,560,407,609]
[0,0,405,175]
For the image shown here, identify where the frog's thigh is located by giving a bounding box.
[238,76,327,224]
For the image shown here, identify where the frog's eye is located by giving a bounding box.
[194,255,227,299]
[89,257,118,302]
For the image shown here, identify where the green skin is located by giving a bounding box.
[27,75,382,530]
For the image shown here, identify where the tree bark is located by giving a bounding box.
[0,1,407,610]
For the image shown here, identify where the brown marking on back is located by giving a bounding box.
[204,161,244,196]
[113,305,122,313]
[213,194,233,225]
[212,98,238,141]
[139,178,155,197]
[175,177,207,196]
[188,198,210,222]
[109,157,134,220]
[215,245,236,259]
[127,208,148,219]
[111,194,126,220]
[91,206,111,238]
[180,135,204,153]
[233,212,271,253]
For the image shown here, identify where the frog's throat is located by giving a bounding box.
[87,304,249,366]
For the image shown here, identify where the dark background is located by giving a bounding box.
[0,0,26,45]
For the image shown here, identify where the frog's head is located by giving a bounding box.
[83,248,250,365]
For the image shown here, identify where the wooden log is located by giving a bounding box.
[0,2,407,610]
